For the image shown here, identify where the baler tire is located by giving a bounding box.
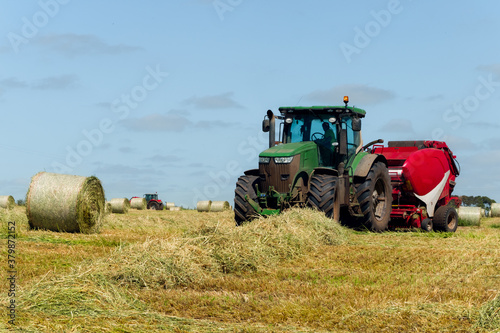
[433,206,458,232]
[234,175,260,226]
[421,218,433,232]
[355,162,391,231]
[306,174,340,221]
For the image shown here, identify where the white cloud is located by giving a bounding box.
[379,119,415,133]
[306,84,395,106]
[32,74,79,90]
[36,33,142,57]
[184,92,243,109]
[121,113,193,132]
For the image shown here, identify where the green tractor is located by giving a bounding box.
[234,96,392,231]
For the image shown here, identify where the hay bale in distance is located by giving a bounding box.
[165,202,175,210]
[169,206,181,211]
[210,201,230,212]
[26,172,105,233]
[458,206,481,226]
[491,203,500,218]
[0,195,15,210]
[197,200,212,212]
[481,209,486,218]
[130,197,147,210]
[109,198,130,214]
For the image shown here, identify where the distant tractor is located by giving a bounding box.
[234,96,461,232]
[144,193,164,210]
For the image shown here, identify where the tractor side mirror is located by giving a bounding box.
[262,119,270,132]
[339,129,348,155]
[352,118,361,131]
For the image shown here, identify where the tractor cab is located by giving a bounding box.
[144,193,158,202]
[262,96,365,169]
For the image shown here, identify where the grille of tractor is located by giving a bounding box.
[259,156,300,193]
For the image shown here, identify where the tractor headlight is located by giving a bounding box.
[274,156,294,164]
[259,156,270,164]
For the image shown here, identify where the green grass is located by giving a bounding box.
[1,206,499,332]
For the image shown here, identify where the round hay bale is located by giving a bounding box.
[26,172,105,233]
[109,198,130,214]
[130,197,147,210]
[458,206,481,226]
[210,201,230,212]
[169,206,181,211]
[481,209,486,218]
[0,195,15,210]
[165,202,175,210]
[197,200,212,212]
[491,203,500,217]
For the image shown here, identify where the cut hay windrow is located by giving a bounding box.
[109,198,130,214]
[197,200,212,212]
[26,172,105,233]
[491,203,500,218]
[210,201,230,212]
[458,206,481,226]
[130,197,147,210]
[0,195,15,210]
[165,202,175,210]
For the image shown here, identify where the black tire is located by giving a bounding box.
[421,218,433,232]
[158,203,164,210]
[355,162,391,231]
[306,174,340,221]
[234,175,260,225]
[433,206,458,232]
[147,201,158,210]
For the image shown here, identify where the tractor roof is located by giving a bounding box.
[278,105,366,118]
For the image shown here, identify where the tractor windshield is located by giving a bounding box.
[285,114,336,144]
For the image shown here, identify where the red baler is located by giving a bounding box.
[372,141,461,231]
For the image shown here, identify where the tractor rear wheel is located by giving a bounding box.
[355,162,391,231]
[433,206,458,232]
[234,175,260,226]
[147,201,158,210]
[306,174,340,221]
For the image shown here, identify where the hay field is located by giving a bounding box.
[1,206,499,332]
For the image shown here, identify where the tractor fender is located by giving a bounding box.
[244,169,260,176]
[353,154,387,179]
[307,168,338,192]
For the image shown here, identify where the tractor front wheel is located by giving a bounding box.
[234,175,260,225]
[433,206,458,232]
[306,174,340,221]
[355,162,391,231]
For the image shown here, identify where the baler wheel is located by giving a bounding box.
[234,175,260,226]
[433,206,458,232]
[306,174,340,221]
[355,162,391,231]
[421,218,433,232]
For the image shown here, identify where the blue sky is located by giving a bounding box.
[1,0,500,208]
